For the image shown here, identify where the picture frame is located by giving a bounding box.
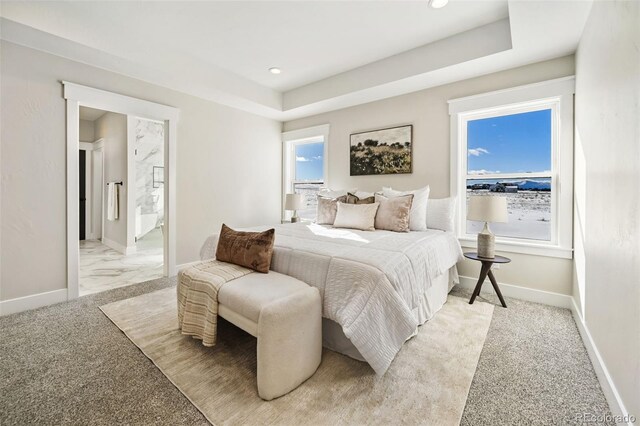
[349,124,413,176]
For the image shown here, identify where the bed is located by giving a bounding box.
[200,222,463,375]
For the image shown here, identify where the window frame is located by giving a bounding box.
[449,77,575,259]
[282,124,330,222]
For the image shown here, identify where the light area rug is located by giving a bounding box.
[100,287,493,425]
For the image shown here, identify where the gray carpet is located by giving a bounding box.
[1,277,613,425]
[449,288,614,425]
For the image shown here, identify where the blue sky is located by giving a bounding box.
[467,109,551,175]
[295,142,324,181]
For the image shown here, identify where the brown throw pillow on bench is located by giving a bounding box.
[215,224,275,273]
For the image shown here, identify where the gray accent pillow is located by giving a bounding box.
[374,194,414,232]
[316,195,347,225]
[345,192,375,204]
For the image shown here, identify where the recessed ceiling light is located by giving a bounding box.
[429,0,449,9]
[269,67,282,74]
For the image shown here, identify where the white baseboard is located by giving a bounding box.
[457,275,573,309]
[570,298,634,425]
[0,288,68,316]
[102,237,136,255]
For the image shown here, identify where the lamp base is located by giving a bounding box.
[291,216,300,223]
[477,222,495,258]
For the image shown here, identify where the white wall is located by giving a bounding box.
[284,55,576,295]
[0,40,282,301]
[95,112,128,249]
[574,0,639,419]
[79,119,95,142]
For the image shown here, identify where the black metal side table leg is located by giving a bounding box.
[487,270,507,308]
[469,262,491,305]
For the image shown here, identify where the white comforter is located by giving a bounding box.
[200,223,463,374]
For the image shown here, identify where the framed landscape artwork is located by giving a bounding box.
[350,125,413,176]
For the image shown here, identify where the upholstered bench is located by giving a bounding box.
[217,271,322,400]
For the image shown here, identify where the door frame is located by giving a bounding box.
[78,148,88,240]
[78,143,91,240]
[78,139,104,240]
[64,82,179,300]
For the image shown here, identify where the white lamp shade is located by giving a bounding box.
[284,193,305,211]
[467,196,508,223]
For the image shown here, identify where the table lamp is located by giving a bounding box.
[285,193,305,223]
[467,195,508,258]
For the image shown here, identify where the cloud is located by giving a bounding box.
[313,155,323,160]
[468,169,501,175]
[468,147,489,157]
[296,156,311,162]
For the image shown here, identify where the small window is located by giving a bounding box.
[292,140,325,221]
[282,125,329,222]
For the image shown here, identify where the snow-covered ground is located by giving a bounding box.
[294,183,322,221]
[466,190,551,241]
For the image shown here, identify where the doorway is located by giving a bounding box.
[64,82,178,300]
[76,107,166,296]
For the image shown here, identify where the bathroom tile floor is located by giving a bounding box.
[79,228,164,296]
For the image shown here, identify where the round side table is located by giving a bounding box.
[464,252,511,308]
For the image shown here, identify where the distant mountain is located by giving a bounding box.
[511,179,551,191]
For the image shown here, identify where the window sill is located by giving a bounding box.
[458,237,573,259]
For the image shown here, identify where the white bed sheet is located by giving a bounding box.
[200,223,463,374]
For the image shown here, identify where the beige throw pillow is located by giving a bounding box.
[333,202,380,231]
[382,185,430,231]
[316,195,347,225]
[374,194,414,232]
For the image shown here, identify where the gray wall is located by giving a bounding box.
[0,41,282,301]
[79,119,95,142]
[95,112,128,249]
[574,0,639,418]
[284,55,576,295]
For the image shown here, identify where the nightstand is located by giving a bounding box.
[464,252,510,308]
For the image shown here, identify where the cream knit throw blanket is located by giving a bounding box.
[177,260,254,346]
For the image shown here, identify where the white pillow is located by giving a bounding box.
[318,188,357,199]
[427,197,456,232]
[382,185,430,231]
[333,202,380,231]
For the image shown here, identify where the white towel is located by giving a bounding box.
[107,182,119,221]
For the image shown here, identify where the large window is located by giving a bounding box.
[465,108,553,241]
[449,78,574,258]
[282,125,329,222]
